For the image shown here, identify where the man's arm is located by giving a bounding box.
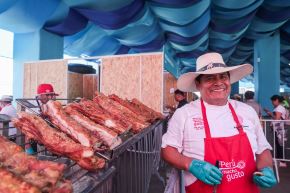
[162,146,223,185]
[161,146,192,170]
[256,149,273,170]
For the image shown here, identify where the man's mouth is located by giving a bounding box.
[210,87,226,92]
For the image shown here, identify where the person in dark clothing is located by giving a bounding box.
[174,89,188,109]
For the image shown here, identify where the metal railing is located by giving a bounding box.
[260,119,290,182]
[110,120,164,193]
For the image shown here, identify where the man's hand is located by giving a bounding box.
[25,147,35,155]
[188,160,222,185]
[253,167,277,188]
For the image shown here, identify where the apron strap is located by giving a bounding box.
[201,99,212,138]
[200,99,244,138]
[228,102,244,134]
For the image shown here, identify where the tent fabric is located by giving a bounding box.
[0,0,290,85]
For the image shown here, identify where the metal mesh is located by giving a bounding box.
[110,120,164,193]
[5,98,166,193]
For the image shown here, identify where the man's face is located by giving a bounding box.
[174,94,185,102]
[271,99,279,107]
[195,72,231,105]
[38,93,56,104]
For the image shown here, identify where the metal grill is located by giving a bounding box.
[6,98,166,193]
[0,117,116,193]
[110,120,164,193]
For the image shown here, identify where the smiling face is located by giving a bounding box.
[195,72,231,106]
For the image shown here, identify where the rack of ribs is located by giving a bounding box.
[42,100,101,149]
[13,112,105,171]
[65,105,122,150]
[0,135,72,193]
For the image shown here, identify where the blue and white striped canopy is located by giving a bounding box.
[0,0,290,85]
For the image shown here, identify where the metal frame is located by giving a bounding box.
[11,97,166,193]
[110,120,164,193]
[260,119,290,183]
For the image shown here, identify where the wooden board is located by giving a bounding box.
[83,74,98,99]
[67,72,83,99]
[141,54,163,112]
[23,60,68,98]
[23,63,31,98]
[100,53,163,112]
[101,56,141,100]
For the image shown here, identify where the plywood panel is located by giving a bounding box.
[83,74,98,99]
[163,72,177,108]
[30,63,38,98]
[36,60,67,98]
[23,63,31,98]
[141,54,163,112]
[101,56,141,100]
[67,72,83,99]
[23,62,39,98]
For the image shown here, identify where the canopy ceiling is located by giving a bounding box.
[1,0,290,86]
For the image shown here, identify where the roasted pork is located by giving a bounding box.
[65,106,122,149]
[13,112,105,171]
[94,93,150,133]
[42,101,101,149]
[0,167,41,193]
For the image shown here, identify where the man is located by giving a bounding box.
[25,83,59,154]
[166,89,188,119]
[173,89,188,109]
[244,91,262,118]
[0,95,17,140]
[232,93,242,101]
[162,53,276,193]
[36,83,59,105]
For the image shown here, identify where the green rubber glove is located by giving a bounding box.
[25,147,35,155]
[253,167,277,188]
[188,159,222,185]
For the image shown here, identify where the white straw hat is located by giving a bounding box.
[177,52,253,92]
[0,95,13,102]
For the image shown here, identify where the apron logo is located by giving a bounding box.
[219,160,246,182]
[192,118,204,130]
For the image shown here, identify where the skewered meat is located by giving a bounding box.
[42,101,101,149]
[0,135,70,192]
[130,98,164,120]
[65,106,122,149]
[71,100,130,134]
[94,93,149,133]
[109,94,155,122]
[0,167,41,193]
[13,112,105,171]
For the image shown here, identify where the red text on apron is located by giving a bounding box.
[185,100,259,193]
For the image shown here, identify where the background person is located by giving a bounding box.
[244,91,262,118]
[0,95,17,141]
[162,52,276,193]
[264,95,287,167]
[25,83,59,154]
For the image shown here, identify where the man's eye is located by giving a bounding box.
[206,77,214,81]
[221,75,229,80]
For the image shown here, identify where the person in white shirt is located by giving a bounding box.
[162,53,276,193]
[264,95,287,167]
[0,95,17,140]
[244,91,262,118]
